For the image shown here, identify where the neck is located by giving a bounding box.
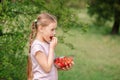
[35,33,48,44]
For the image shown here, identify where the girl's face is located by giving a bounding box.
[40,22,57,43]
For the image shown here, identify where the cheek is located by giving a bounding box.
[45,30,51,36]
[43,30,51,39]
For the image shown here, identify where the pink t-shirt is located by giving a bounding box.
[30,39,58,80]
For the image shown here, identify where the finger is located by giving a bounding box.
[66,65,69,69]
[52,37,56,42]
[71,61,74,65]
[54,37,57,44]
[52,38,56,44]
[62,66,69,70]
[67,67,71,70]
[70,62,74,67]
[66,65,71,70]
[69,64,72,68]
[56,37,58,44]
[61,67,66,70]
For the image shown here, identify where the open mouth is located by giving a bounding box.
[50,36,53,40]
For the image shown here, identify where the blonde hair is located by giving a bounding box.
[27,13,57,80]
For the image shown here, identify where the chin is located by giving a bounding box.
[45,39,51,44]
[43,38,50,43]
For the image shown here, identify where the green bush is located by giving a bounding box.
[0,0,81,79]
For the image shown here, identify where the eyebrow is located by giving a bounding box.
[52,26,57,29]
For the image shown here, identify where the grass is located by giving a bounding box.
[56,28,120,80]
[55,9,120,80]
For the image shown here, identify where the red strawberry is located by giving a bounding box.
[54,56,74,69]
[50,36,53,40]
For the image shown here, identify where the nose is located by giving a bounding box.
[54,31,56,36]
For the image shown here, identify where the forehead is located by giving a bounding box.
[46,22,57,29]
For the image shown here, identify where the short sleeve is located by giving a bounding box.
[31,44,44,56]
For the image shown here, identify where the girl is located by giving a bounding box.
[27,13,72,80]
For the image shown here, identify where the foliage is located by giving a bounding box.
[87,0,116,21]
[0,33,27,80]
[0,0,81,79]
[87,0,120,34]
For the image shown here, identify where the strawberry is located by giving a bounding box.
[50,36,53,40]
[54,56,74,69]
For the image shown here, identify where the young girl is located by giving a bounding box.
[27,13,72,80]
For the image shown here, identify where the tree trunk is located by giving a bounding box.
[0,29,3,36]
[111,11,120,34]
[0,0,3,3]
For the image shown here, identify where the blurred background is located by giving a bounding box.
[0,0,120,80]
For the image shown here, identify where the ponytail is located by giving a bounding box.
[27,21,37,80]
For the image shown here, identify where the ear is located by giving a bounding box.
[38,25,44,33]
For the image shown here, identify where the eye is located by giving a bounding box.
[51,28,56,31]
[51,29,54,31]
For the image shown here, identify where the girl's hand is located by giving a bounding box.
[54,56,74,70]
[61,61,74,70]
[50,37,57,49]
